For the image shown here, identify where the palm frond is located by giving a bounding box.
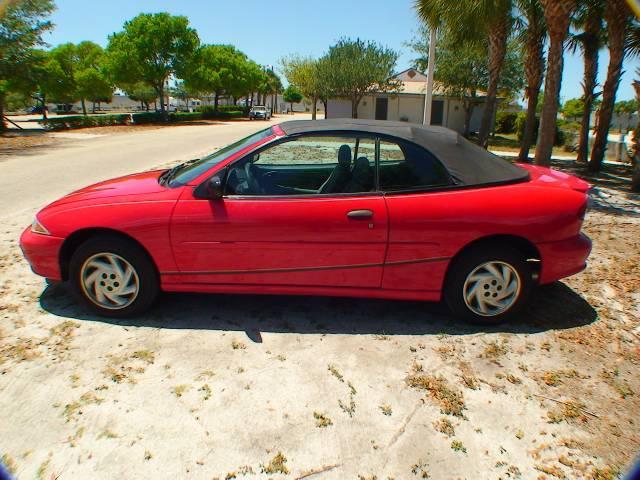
[625,20,640,58]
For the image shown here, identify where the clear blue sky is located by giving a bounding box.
[45,0,639,102]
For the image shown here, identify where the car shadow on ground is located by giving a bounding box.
[39,281,597,341]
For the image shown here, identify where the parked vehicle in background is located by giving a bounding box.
[20,119,592,324]
[29,105,48,114]
[249,105,271,120]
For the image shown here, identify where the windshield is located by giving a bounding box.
[168,128,273,186]
[252,107,266,111]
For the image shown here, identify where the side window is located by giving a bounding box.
[225,135,376,195]
[378,139,451,191]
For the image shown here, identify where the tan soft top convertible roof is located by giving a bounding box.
[279,119,529,187]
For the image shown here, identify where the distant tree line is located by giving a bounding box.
[0,4,284,126]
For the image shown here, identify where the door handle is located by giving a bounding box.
[347,209,374,219]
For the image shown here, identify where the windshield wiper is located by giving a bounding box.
[449,173,463,185]
[159,158,200,186]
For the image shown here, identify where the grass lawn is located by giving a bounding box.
[478,132,577,158]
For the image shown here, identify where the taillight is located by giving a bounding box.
[577,199,588,220]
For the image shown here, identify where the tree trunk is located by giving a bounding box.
[518,15,545,164]
[322,99,328,118]
[81,99,87,116]
[0,93,5,132]
[519,91,540,163]
[477,18,509,149]
[535,0,576,166]
[632,155,640,192]
[463,101,474,138]
[577,42,599,163]
[351,97,359,119]
[214,92,219,112]
[41,95,47,120]
[534,38,564,166]
[311,94,318,120]
[92,101,97,113]
[589,0,630,172]
[158,82,167,121]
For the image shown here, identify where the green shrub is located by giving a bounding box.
[169,112,204,122]
[560,120,581,132]
[197,104,249,116]
[515,112,566,147]
[41,114,131,131]
[42,109,247,130]
[210,110,244,119]
[515,112,537,143]
[197,105,217,114]
[218,104,250,114]
[131,112,164,124]
[495,111,518,134]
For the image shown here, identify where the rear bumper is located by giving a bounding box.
[19,227,64,280]
[537,233,592,284]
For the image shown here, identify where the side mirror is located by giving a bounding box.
[194,175,224,200]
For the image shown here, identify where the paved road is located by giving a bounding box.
[0,115,304,220]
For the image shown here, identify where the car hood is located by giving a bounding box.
[48,170,168,207]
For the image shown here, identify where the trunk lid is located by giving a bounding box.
[518,164,590,193]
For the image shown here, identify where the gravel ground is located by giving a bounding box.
[0,125,638,479]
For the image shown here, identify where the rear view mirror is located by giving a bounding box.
[194,175,223,200]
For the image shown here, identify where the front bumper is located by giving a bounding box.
[19,226,65,280]
[537,233,592,284]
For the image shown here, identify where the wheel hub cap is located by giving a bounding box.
[80,253,139,310]
[463,261,521,317]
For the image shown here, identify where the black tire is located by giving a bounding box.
[444,245,533,325]
[69,236,159,317]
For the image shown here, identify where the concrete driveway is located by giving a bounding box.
[0,116,638,479]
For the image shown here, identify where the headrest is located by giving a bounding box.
[352,157,370,180]
[337,144,352,167]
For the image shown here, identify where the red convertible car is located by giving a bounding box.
[20,120,592,324]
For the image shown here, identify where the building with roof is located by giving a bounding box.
[326,68,490,134]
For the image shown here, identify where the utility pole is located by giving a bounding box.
[423,28,437,125]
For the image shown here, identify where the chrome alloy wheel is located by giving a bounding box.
[463,261,521,317]
[80,253,139,310]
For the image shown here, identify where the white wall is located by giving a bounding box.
[48,94,143,113]
[397,96,424,123]
[327,94,487,135]
[327,99,352,118]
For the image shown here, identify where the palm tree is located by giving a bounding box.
[568,0,605,164]
[516,0,546,163]
[415,0,513,149]
[588,0,633,172]
[534,0,576,166]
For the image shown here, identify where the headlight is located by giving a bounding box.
[31,218,50,235]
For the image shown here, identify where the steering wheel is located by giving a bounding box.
[244,161,262,194]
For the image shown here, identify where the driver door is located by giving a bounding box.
[169,134,388,288]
